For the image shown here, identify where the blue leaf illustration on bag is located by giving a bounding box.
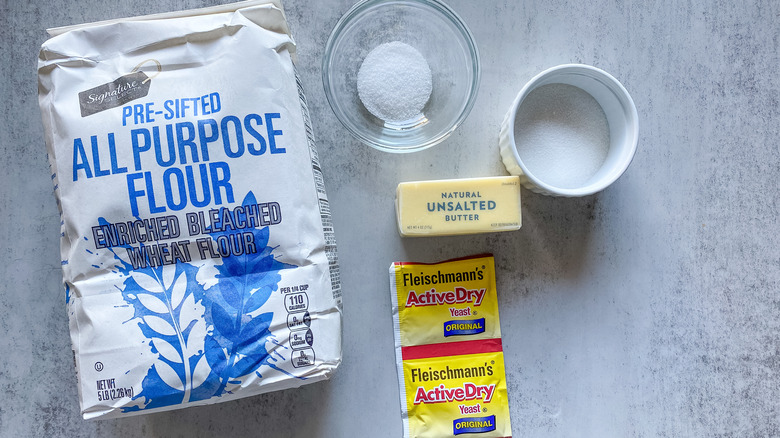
[88,217,218,413]
[95,188,297,412]
[202,191,297,397]
[118,262,220,412]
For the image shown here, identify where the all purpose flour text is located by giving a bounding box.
[69,92,288,216]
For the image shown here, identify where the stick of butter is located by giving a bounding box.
[395,176,522,237]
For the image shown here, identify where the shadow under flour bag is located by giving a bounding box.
[37,0,341,419]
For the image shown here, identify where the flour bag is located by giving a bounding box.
[37,0,341,419]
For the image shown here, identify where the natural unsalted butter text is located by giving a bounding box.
[395,176,522,237]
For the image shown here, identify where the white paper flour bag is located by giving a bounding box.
[37,0,341,419]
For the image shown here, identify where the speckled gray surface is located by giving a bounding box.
[2,0,779,436]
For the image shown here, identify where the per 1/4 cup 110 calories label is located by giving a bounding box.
[390,255,513,437]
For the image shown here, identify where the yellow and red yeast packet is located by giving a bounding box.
[390,255,512,438]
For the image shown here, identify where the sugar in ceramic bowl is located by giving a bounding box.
[322,0,480,153]
[499,64,639,196]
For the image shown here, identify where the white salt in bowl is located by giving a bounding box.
[499,64,639,197]
[322,0,480,153]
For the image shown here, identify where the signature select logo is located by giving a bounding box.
[79,59,161,117]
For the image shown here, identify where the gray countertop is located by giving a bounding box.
[2,0,779,436]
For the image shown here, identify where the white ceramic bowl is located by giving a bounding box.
[499,64,639,196]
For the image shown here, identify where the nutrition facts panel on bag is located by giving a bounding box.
[296,68,342,307]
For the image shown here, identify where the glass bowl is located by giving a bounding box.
[322,0,481,153]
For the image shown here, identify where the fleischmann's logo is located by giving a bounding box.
[410,362,494,383]
[78,59,160,117]
[402,266,483,287]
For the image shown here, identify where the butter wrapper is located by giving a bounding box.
[395,176,522,237]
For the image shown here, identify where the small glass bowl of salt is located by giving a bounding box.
[322,0,480,153]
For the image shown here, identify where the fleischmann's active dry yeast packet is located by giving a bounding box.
[37,0,341,419]
[390,255,512,437]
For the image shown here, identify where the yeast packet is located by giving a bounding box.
[389,255,512,437]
